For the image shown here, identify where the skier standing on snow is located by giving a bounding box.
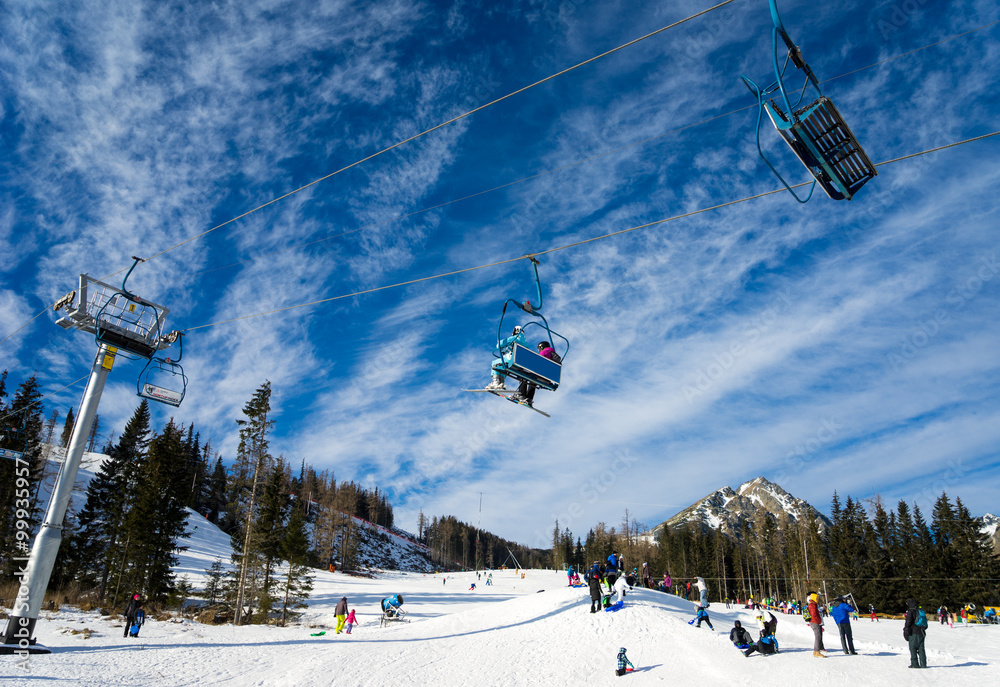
[831,596,858,655]
[588,561,605,614]
[122,593,142,639]
[807,592,827,658]
[869,603,878,622]
[335,596,349,634]
[903,599,928,669]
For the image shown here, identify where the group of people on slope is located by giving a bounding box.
[334,596,358,634]
[585,555,630,613]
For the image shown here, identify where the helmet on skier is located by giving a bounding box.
[537,341,550,349]
[512,326,522,335]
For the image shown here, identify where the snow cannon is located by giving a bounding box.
[379,594,407,627]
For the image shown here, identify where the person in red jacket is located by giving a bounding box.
[511,341,560,408]
[808,592,827,657]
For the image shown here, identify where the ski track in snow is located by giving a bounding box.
[5,494,999,685]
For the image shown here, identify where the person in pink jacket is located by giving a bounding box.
[345,609,357,634]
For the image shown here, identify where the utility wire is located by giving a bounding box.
[179,131,1000,333]
[0,374,91,426]
[2,18,995,346]
[120,0,741,276]
[191,19,1000,278]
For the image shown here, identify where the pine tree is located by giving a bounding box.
[60,407,75,448]
[205,456,227,524]
[86,414,101,452]
[67,401,151,600]
[231,381,274,625]
[119,419,191,602]
[279,502,313,626]
[203,559,226,605]
[0,375,46,578]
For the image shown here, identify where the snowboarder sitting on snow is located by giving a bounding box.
[122,593,142,639]
[485,326,526,390]
[510,341,561,408]
[730,620,754,650]
[615,647,635,676]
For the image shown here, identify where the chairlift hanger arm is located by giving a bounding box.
[120,256,147,298]
[519,256,543,314]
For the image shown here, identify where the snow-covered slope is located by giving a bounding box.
[650,476,832,540]
[982,513,1000,553]
[17,569,999,685]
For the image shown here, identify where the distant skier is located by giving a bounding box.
[615,647,635,676]
[469,583,477,590]
[869,604,878,622]
[122,593,142,639]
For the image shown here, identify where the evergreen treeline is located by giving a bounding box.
[422,514,550,570]
[554,495,1000,612]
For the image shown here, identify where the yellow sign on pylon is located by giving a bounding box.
[102,346,118,370]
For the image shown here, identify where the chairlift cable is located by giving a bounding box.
[2,20,995,347]
[97,0,741,281]
[186,20,999,277]
[0,374,92,425]
[177,131,999,333]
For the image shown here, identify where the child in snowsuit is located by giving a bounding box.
[694,606,714,629]
[616,647,635,676]
[345,609,357,634]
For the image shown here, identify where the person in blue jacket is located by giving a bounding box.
[831,596,858,655]
[485,326,526,390]
[605,553,619,591]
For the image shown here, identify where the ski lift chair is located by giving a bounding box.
[137,332,188,407]
[741,0,876,202]
[492,257,569,392]
[92,258,167,358]
[380,594,408,627]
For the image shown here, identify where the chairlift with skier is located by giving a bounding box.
[740,0,876,202]
[464,257,568,417]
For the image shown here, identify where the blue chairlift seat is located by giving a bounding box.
[95,293,161,358]
[507,344,562,391]
[765,96,877,201]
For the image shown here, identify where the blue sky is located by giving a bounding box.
[2,0,998,546]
